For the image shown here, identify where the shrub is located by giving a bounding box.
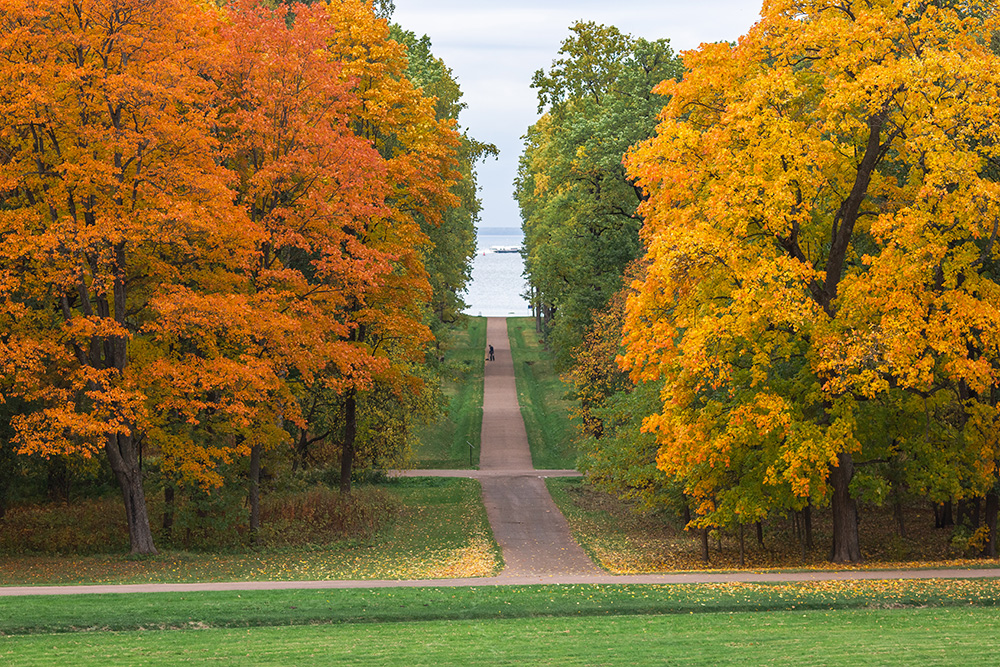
[258,486,401,547]
[166,482,247,551]
[0,497,129,554]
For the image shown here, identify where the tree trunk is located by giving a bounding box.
[105,432,157,555]
[534,285,542,333]
[958,498,974,528]
[892,484,907,539]
[162,483,174,539]
[700,528,709,563]
[293,429,308,472]
[249,442,261,541]
[829,452,861,562]
[756,521,764,547]
[985,491,998,559]
[804,504,814,550]
[739,523,745,567]
[47,456,70,502]
[798,511,808,561]
[935,500,954,528]
[339,391,357,495]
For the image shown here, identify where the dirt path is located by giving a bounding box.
[5,568,1000,596]
[478,318,601,577]
[396,318,597,576]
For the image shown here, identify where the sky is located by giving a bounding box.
[391,0,765,233]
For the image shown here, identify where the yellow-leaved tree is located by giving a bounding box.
[624,0,1000,561]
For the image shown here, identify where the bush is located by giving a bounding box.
[0,497,129,554]
[258,486,401,547]
[165,482,248,551]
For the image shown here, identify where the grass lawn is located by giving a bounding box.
[5,607,1000,666]
[0,478,501,586]
[506,317,577,469]
[412,317,487,469]
[4,581,1000,665]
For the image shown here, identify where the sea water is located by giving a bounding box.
[462,226,531,318]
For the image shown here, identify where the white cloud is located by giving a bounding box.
[392,0,763,228]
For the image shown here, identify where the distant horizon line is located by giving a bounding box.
[477,226,522,236]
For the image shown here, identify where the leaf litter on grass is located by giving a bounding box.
[0,479,502,585]
[548,477,1000,575]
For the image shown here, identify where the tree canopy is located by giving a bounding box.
[516,22,681,364]
[0,0,484,553]
[622,0,1000,561]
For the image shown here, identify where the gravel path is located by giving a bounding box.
[477,318,602,577]
[6,568,1000,596]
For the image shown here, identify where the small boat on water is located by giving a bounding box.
[489,245,521,253]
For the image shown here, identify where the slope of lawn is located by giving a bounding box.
[506,317,577,469]
[0,478,500,586]
[412,317,487,469]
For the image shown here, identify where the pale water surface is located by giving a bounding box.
[463,227,531,318]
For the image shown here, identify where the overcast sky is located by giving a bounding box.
[391,0,764,232]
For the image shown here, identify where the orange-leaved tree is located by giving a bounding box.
[0,0,252,553]
[624,0,1000,561]
[211,0,397,528]
[319,0,461,493]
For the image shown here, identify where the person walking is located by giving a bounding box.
[488,344,495,361]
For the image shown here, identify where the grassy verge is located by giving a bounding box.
[5,579,1000,634]
[412,317,486,468]
[4,607,1000,666]
[4,581,1000,665]
[0,478,501,586]
[548,477,1000,573]
[506,317,577,469]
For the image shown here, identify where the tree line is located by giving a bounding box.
[519,0,1000,562]
[0,0,493,554]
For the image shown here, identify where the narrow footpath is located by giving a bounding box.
[3,318,1000,596]
[477,317,601,578]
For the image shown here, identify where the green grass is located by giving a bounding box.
[546,477,620,568]
[4,607,1000,665]
[413,317,486,468]
[5,582,1000,665]
[506,317,577,469]
[0,478,501,585]
[5,580,1000,634]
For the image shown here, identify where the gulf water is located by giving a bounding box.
[462,226,531,318]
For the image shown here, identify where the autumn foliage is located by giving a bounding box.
[619,0,1000,562]
[516,1,1000,564]
[0,0,471,553]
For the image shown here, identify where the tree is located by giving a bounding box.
[320,0,462,493]
[571,278,679,515]
[211,0,397,532]
[0,0,252,554]
[623,0,1000,561]
[516,22,681,364]
[392,27,498,335]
